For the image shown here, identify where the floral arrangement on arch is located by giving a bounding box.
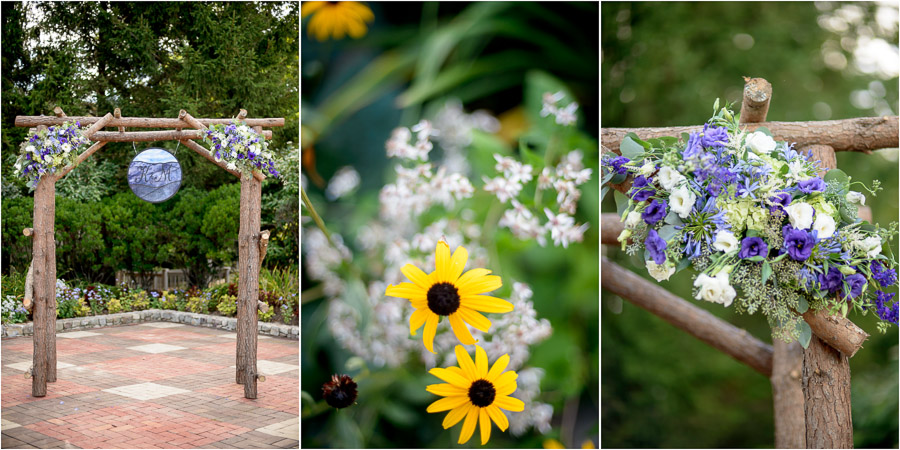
[202,121,279,178]
[14,121,91,188]
[601,101,899,345]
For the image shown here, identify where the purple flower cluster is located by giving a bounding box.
[609,156,630,175]
[870,260,897,287]
[629,175,655,202]
[874,291,899,325]
[797,177,826,194]
[768,192,792,215]
[818,267,844,293]
[783,226,815,261]
[645,229,667,264]
[642,199,667,225]
[700,124,729,148]
[738,237,768,260]
[203,121,280,178]
[16,121,90,186]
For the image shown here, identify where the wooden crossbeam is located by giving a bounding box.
[15,115,284,128]
[83,130,273,141]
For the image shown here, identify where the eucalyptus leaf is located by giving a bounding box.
[600,185,610,202]
[761,261,772,285]
[658,225,678,242]
[664,211,683,226]
[615,190,629,216]
[747,255,765,262]
[799,320,812,349]
[798,297,809,314]
[754,126,773,136]
[676,256,691,273]
[823,168,850,188]
[625,132,652,149]
[610,173,627,184]
[620,136,645,160]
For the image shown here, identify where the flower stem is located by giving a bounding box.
[301,185,336,248]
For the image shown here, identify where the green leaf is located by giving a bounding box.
[615,190,630,216]
[755,126,773,136]
[658,136,679,146]
[799,321,812,349]
[664,211,684,226]
[839,206,856,225]
[658,225,678,242]
[676,257,692,273]
[841,302,848,318]
[747,256,765,262]
[624,132,652,149]
[600,185,610,202]
[681,132,691,143]
[761,261,772,285]
[823,168,850,188]
[518,139,546,169]
[798,297,809,314]
[620,136,645,160]
[610,173,627,184]
[779,164,790,176]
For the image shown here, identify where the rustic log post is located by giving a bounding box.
[236,174,262,399]
[259,229,271,263]
[114,108,125,133]
[32,175,58,395]
[739,77,773,124]
[53,106,66,118]
[23,260,34,312]
[237,109,248,121]
[602,258,774,376]
[802,144,854,448]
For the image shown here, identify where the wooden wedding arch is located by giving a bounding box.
[601,77,899,448]
[14,107,285,399]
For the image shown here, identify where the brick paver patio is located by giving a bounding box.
[1,322,299,449]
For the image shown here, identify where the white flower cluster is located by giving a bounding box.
[543,150,593,214]
[379,163,474,225]
[694,271,737,307]
[508,367,554,436]
[432,99,500,174]
[385,120,438,161]
[540,91,579,126]
[499,200,545,245]
[325,166,360,201]
[483,154,532,203]
[301,227,351,297]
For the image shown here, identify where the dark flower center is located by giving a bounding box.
[322,374,358,409]
[468,379,496,407]
[427,282,460,316]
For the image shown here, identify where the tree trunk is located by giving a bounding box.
[32,175,58,396]
[802,336,853,448]
[236,174,261,399]
[771,340,806,448]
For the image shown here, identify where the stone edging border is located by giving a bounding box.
[1,309,299,340]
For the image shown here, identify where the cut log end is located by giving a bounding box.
[258,301,269,313]
[23,228,34,236]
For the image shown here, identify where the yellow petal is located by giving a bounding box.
[458,405,479,445]
[479,407,492,445]
[401,263,431,289]
[448,246,468,283]
[435,240,451,282]
[411,298,427,309]
[475,345,488,378]
[312,14,331,41]
[458,275,502,296]
[460,295,514,313]
[493,395,525,412]
[455,345,478,380]
[386,282,426,299]
[423,314,439,353]
[493,371,518,391]
[300,1,326,18]
[409,308,429,336]
[426,383,467,397]
[345,2,375,22]
[486,405,509,432]
[427,395,469,413]
[458,307,491,333]
[346,19,367,39]
[443,404,470,429]
[456,268,492,287]
[449,313,477,345]
[429,367,471,389]
[497,381,517,397]
[487,354,510,382]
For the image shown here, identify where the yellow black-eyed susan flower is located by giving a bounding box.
[426,345,525,445]
[385,241,513,353]
[321,374,357,409]
[301,1,374,41]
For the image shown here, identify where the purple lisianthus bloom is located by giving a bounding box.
[738,237,768,260]
[642,199,667,225]
[683,132,702,158]
[700,124,729,148]
[609,156,630,175]
[818,267,844,293]
[645,229,667,265]
[870,260,897,287]
[797,177,826,194]
[842,273,867,299]
[629,175,655,202]
[768,192,792,215]
[783,228,815,261]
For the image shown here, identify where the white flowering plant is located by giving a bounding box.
[601,101,899,344]
[14,121,91,188]
[202,121,279,178]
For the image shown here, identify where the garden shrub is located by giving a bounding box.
[258,308,274,323]
[217,295,237,316]
[107,297,123,314]
[187,296,208,314]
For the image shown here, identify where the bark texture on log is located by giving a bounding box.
[86,129,272,142]
[772,340,806,448]
[15,115,285,128]
[801,310,868,358]
[803,336,853,448]
[236,175,261,399]
[602,258,774,376]
[600,214,624,246]
[32,175,58,396]
[739,77,773,124]
[601,116,898,154]
[179,139,265,182]
[801,144,854,448]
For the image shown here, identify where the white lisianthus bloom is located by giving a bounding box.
[215,132,226,141]
[624,211,643,229]
[846,191,866,206]
[670,185,696,219]
[787,160,811,182]
[639,160,655,177]
[43,154,52,163]
[62,143,72,153]
[694,271,736,307]
[812,214,836,239]
[784,202,814,230]
[859,236,882,258]
[226,162,237,171]
[657,166,686,191]
[713,230,740,253]
[26,145,36,154]
[646,261,676,282]
[746,131,777,154]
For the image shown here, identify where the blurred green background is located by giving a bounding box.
[601,2,898,448]
[301,2,599,448]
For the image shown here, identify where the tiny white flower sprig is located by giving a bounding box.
[15,121,91,188]
[202,121,279,178]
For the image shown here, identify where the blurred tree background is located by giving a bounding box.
[302,2,599,448]
[1,2,300,283]
[601,2,898,448]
